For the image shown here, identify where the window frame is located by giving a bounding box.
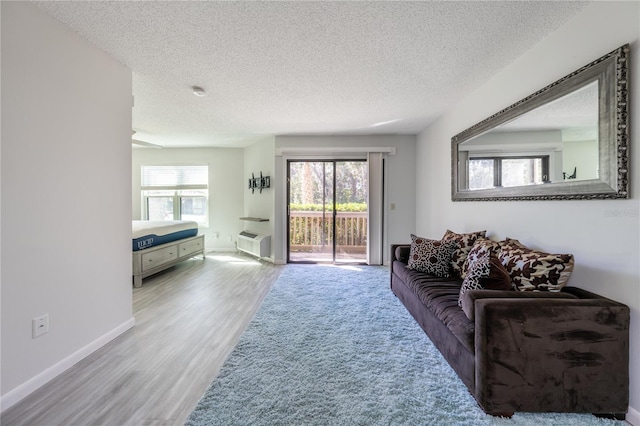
[468,155,550,189]
[141,165,209,226]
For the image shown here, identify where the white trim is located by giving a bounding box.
[277,156,288,264]
[627,405,639,426]
[141,184,207,191]
[367,152,384,265]
[276,146,396,156]
[280,153,368,161]
[0,317,136,413]
[280,155,385,265]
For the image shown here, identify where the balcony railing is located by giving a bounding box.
[289,211,367,254]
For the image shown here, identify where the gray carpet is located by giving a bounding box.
[186,264,622,425]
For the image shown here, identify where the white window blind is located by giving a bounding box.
[141,165,208,190]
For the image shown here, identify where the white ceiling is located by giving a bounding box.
[34,1,589,148]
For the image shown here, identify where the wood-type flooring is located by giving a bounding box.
[1,252,282,426]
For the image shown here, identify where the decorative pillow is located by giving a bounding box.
[498,239,574,292]
[458,250,491,307]
[462,238,499,278]
[407,234,458,278]
[441,229,487,277]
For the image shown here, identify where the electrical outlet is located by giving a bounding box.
[213,232,219,239]
[227,235,233,242]
[32,314,49,338]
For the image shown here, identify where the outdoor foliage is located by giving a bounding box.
[288,161,368,249]
[288,161,367,205]
[289,203,367,212]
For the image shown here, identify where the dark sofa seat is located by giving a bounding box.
[390,243,630,419]
[393,263,475,352]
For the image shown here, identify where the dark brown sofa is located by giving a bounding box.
[390,243,630,419]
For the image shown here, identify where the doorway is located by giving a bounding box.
[287,160,368,263]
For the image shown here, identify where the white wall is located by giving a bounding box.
[243,138,276,259]
[416,1,640,422]
[132,147,244,251]
[274,135,416,265]
[1,2,133,410]
[562,139,598,180]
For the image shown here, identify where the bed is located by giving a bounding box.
[132,220,205,287]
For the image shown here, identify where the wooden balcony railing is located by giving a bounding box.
[289,211,367,253]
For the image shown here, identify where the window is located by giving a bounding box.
[141,165,208,225]
[468,156,549,190]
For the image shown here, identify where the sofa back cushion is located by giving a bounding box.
[483,255,513,290]
[458,252,512,307]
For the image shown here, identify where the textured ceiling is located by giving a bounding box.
[34,1,589,148]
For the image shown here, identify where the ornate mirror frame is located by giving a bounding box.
[451,44,629,201]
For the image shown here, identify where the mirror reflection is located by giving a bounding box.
[451,43,629,201]
[460,81,599,191]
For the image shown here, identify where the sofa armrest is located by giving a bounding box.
[391,244,410,264]
[474,296,629,415]
[460,289,578,320]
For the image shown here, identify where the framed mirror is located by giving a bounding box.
[452,44,629,201]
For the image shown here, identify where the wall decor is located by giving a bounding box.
[451,44,629,201]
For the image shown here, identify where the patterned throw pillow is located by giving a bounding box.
[458,250,491,307]
[498,239,574,292]
[442,229,487,277]
[462,238,499,278]
[407,234,458,278]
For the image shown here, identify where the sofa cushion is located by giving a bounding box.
[482,255,513,290]
[407,234,458,278]
[498,239,575,292]
[403,272,474,352]
[393,265,474,351]
[459,252,514,307]
[441,229,486,277]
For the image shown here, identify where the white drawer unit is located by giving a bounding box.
[141,245,178,272]
[133,234,205,287]
[179,237,204,257]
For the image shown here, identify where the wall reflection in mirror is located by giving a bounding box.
[461,81,598,190]
[452,44,629,201]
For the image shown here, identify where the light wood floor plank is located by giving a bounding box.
[2,252,282,426]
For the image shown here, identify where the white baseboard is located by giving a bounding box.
[206,249,275,264]
[206,247,237,253]
[627,405,639,425]
[0,317,135,413]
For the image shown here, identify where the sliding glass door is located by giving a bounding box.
[287,160,367,263]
